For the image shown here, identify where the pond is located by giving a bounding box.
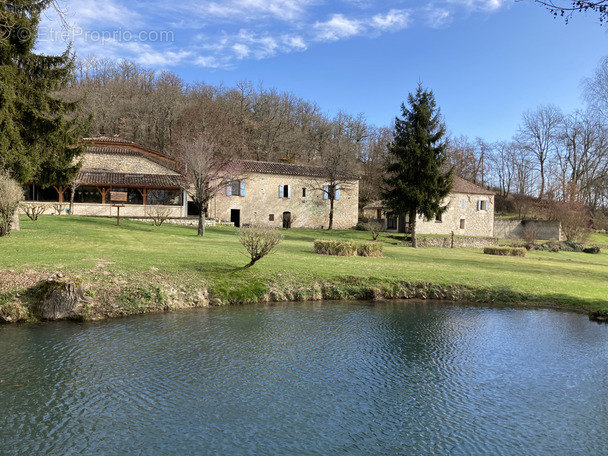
[1,301,607,455]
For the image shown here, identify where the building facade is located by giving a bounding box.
[208,161,359,229]
[22,137,188,217]
[363,176,495,237]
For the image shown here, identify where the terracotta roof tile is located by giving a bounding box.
[240,160,359,179]
[362,177,493,210]
[78,171,186,189]
[451,176,494,195]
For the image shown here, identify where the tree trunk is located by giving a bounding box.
[328,197,335,230]
[198,209,205,236]
[11,212,19,232]
[70,185,76,215]
[410,209,417,248]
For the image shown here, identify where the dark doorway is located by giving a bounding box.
[231,209,241,228]
[282,211,291,229]
[188,201,200,216]
[398,215,406,233]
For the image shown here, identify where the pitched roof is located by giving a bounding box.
[240,160,359,179]
[362,176,493,210]
[81,137,182,172]
[77,171,186,189]
[452,176,494,195]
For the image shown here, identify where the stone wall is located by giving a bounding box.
[494,220,562,240]
[418,236,499,249]
[365,192,494,237]
[82,153,180,175]
[18,202,184,218]
[208,173,359,229]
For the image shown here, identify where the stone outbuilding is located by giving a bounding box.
[363,176,494,237]
[22,137,188,217]
[207,160,359,229]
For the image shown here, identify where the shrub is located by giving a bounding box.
[314,240,383,257]
[483,247,527,257]
[20,202,46,221]
[520,224,537,250]
[0,171,24,236]
[146,206,172,227]
[583,246,601,254]
[239,225,284,268]
[365,219,384,241]
[356,242,383,257]
[314,240,357,256]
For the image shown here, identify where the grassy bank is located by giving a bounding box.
[1,215,608,322]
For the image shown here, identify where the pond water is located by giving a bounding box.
[1,301,607,455]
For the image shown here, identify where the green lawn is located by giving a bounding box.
[2,215,608,320]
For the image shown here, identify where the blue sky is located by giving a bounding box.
[39,0,608,143]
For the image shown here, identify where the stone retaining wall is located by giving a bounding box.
[494,220,562,240]
[418,236,499,249]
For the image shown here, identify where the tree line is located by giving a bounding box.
[64,55,608,213]
[445,57,608,211]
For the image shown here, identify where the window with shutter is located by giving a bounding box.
[335,185,340,201]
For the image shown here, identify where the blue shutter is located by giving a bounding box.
[335,185,340,201]
[286,185,291,199]
[278,185,283,198]
[323,185,329,200]
[485,200,489,212]
[240,181,246,197]
[477,201,481,211]
[461,199,466,209]
[226,184,232,196]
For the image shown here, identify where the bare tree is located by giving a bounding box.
[534,1,608,23]
[239,225,284,268]
[178,135,241,236]
[308,112,363,230]
[517,105,563,199]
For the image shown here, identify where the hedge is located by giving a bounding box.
[483,246,527,257]
[314,239,383,257]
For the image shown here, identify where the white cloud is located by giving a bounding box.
[196,0,313,22]
[445,0,508,12]
[424,8,453,28]
[371,9,410,31]
[37,0,509,71]
[313,14,363,42]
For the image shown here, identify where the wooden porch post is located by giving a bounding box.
[138,188,149,205]
[97,187,110,204]
[53,185,68,203]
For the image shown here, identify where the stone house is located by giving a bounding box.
[22,137,188,217]
[207,160,359,229]
[363,176,494,237]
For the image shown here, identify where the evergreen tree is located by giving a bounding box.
[0,1,90,186]
[382,85,453,248]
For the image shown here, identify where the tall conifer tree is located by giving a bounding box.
[0,1,89,186]
[382,85,453,248]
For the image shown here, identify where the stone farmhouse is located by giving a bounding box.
[208,160,359,229]
[22,137,189,217]
[363,176,495,237]
[22,138,360,228]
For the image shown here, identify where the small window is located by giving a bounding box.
[461,199,466,209]
[269,214,274,221]
[302,188,306,197]
[278,185,291,199]
[460,219,465,229]
[227,180,245,197]
[478,200,488,211]
[323,184,340,200]
[435,213,442,222]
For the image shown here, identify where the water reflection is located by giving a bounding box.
[1,302,607,455]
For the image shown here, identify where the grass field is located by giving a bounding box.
[1,215,608,320]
